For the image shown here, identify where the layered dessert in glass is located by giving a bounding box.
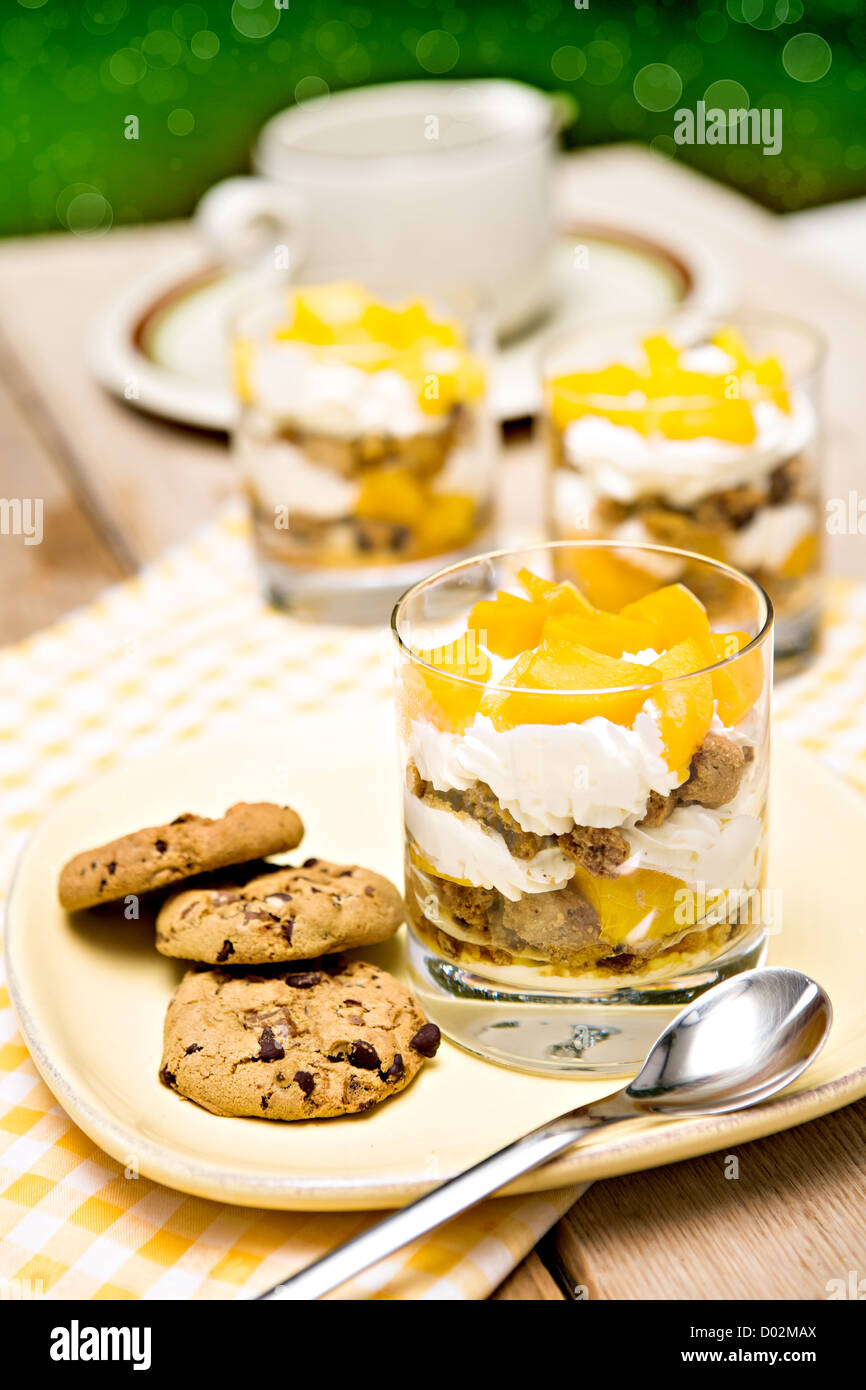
[232,278,493,621]
[393,541,773,1073]
[545,314,821,671]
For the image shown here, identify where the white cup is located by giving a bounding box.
[196,79,556,338]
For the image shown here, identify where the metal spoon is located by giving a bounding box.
[258,967,831,1301]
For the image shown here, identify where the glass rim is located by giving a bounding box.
[391,539,774,696]
[540,307,827,394]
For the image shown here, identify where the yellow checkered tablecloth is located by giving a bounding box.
[2,510,866,1300]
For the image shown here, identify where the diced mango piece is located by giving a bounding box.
[752,354,783,387]
[558,550,659,610]
[570,862,689,946]
[620,583,712,651]
[779,531,818,580]
[709,631,764,727]
[542,611,658,659]
[651,639,714,779]
[547,365,640,430]
[481,641,660,730]
[278,298,337,346]
[642,333,679,371]
[355,469,426,528]
[516,568,595,616]
[658,400,757,444]
[361,300,459,351]
[404,634,491,733]
[711,325,750,368]
[752,356,791,413]
[468,592,547,659]
[413,492,477,557]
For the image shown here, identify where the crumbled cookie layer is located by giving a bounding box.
[407,861,746,975]
[160,960,438,1121]
[558,825,630,878]
[156,858,405,964]
[279,417,458,480]
[678,733,746,810]
[496,886,601,964]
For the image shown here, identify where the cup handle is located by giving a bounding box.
[195,176,307,270]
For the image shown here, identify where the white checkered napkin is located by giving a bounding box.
[0,508,580,1300]
[1,508,865,1300]
[773,580,866,795]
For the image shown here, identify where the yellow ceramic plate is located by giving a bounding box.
[5,712,865,1211]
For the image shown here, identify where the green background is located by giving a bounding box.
[2,0,863,238]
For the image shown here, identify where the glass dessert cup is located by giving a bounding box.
[544,313,822,675]
[392,541,773,1075]
[232,272,495,624]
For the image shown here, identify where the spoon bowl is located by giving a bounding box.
[626,967,833,1116]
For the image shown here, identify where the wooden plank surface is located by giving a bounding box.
[491,1249,566,1302]
[0,146,864,1299]
[0,362,125,640]
[551,1097,866,1301]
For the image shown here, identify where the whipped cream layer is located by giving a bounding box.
[561,392,815,508]
[409,708,680,835]
[405,792,575,902]
[239,436,360,520]
[727,500,814,573]
[621,802,763,893]
[250,342,444,439]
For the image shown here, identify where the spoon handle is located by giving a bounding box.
[257,1107,613,1301]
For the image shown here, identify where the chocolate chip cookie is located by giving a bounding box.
[155,858,405,964]
[58,802,304,912]
[159,961,440,1120]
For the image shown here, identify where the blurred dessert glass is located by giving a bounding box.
[232,274,494,622]
[543,313,822,673]
[393,540,772,1074]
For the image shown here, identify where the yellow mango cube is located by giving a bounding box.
[709,631,764,727]
[620,583,712,651]
[404,634,491,732]
[651,639,714,779]
[542,611,658,659]
[468,592,547,659]
[481,641,660,730]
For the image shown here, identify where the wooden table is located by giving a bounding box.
[1,147,864,1299]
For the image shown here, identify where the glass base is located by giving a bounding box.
[408,926,769,1076]
[258,541,491,626]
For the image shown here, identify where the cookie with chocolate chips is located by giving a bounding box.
[159,960,439,1120]
[57,802,304,912]
[155,858,405,964]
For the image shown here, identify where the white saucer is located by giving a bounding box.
[89,220,731,433]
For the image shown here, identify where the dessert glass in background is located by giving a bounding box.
[231,273,495,623]
[392,541,773,1075]
[544,313,822,673]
